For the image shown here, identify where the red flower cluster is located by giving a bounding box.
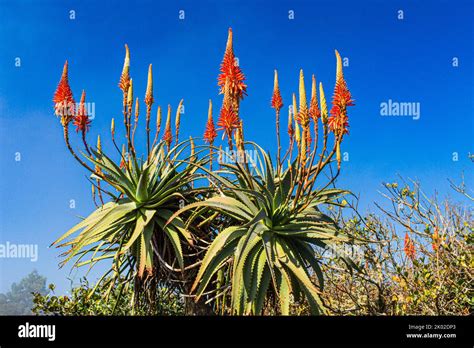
[53,61,75,118]
[204,101,217,144]
[328,80,352,134]
[163,125,173,148]
[204,121,217,144]
[271,71,283,111]
[271,89,283,111]
[217,28,247,100]
[73,90,91,133]
[217,103,239,140]
[119,44,131,94]
[309,76,321,121]
[404,233,416,260]
[328,51,354,136]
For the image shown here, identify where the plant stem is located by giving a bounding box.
[276,109,281,174]
[63,124,95,174]
[146,105,151,160]
[81,131,92,156]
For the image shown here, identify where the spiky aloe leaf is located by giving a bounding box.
[123,209,156,252]
[191,226,246,294]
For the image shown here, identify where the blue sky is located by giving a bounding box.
[0,0,472,293]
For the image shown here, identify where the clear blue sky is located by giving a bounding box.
[0,0,472,293]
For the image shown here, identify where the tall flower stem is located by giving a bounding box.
[146,105,151,160]
[280,137,294,168]
[63,123,95,174]
[313,121,319,154]
[96,179,105,205]
[127,103,136,158]
[271,70,283,173]
[81,131,92,156]
[151,106,162,151]
[304,132,339,197]
[131,98,139,150]
[275,109,281,173]
[226,134,234,153]
[122,99,133,156]
[209,146,213,172]
[175,100,183,145]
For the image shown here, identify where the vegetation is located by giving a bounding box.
[46,27,472,316]
[309,179,473,315]
[32,279,183,315]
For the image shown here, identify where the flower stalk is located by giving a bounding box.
[271,70,283,172]
[145,64,154,159]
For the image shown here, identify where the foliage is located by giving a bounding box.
[311,179,473,315]
[48,26,473,316]
[50,27,362,316]
[32,278,183,316]
[171,143,358,315]
[52,141,207,311]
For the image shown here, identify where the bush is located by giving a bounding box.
[32,278,184,315]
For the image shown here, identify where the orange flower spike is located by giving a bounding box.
[328,50,353,136]
[119,44,131,94]
[319,82,328,124]
[53,60,75,122]
[156,106,162,135]
[163,104,173,148]
[298,70,312,152]
[73,90,91,133]
[271,70,283,111]
[292,92,301,147]
[126,80,134,132]
[218,28,247,100]
[292,92,299,126]
[127,79,134,107]
[175,99,184,143]
[287,107,294,139]
[335,49,344,81]
[110,118,115,137]
[95,135,102,174]
[309,75,321,121]
[217,78,240,140]
[96,134,102,154]
[217,106,239,140]
[294,119,301,145]
[134,97,140,121]
[204,99,217,144]
[297,69,309,128]
[145,64,154,107]
[293,94,301,146]
[300,127,307,164]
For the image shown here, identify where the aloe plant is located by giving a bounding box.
[51,27,356,315]
[52,141,207,307]
[168,143,357,315]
